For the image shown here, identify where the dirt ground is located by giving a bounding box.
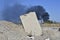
[0,21,60,40]
[41,27,60,40]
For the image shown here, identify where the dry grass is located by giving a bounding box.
[41,23,60,27]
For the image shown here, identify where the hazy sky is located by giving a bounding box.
[0,0,60,22]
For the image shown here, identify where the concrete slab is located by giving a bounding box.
[20,12,42,36]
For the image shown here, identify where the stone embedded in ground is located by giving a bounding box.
[20,12,42,36]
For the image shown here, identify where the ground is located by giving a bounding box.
[0,21,60,40]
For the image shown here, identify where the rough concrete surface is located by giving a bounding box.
[20,12,42,36]
[0,21,60,40]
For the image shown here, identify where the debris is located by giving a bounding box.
[20,12,42,36]
[45,38,50,40]
[27,35,34,40]
[58,28,60,31]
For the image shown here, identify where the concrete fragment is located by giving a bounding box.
[20,12,42,36]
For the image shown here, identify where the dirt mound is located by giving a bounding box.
[0,21,27,40]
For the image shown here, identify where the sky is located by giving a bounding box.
[0,0,60,22]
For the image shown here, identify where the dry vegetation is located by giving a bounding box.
[41,23,60,27]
